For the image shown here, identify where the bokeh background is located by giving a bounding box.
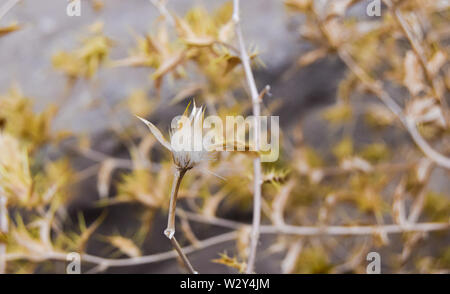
[1,0,449,273]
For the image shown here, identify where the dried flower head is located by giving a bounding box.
[137,101,207,171]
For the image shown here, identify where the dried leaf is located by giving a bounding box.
[392,178,407,226]
[136,116,172,151]
[298,48,328,67]
[0,23,21,37]
[333,137,353,160]
[284,0,312,12]
[97,159,118,199]
[281,241,303,274]
[404,51,425,96]
[218,21,235,43]
[77,212,107,253]
[341,157,373,173]
[427,50,447,78]
[151,51,186,80]
[326,0,355,19]
[406,97,446,127]
[212,252,247,273]
[107,235,141,258]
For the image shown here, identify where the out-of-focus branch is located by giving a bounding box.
[6,231,238,272]
[5,208,448,273]
[271,180,295,226]
[408,160,433,224]
[267,222,449,236]
[177,209,449,236]
[177,208,449,235]
[232,0,263,274]
[64,144,134,168]
[148,0,175,26]
[176,209,245,229]
[0,0,20,21]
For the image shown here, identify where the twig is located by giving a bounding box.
[6,231,238,271]
[0,0,20,21]
[392,177,407,226]
[5,210,448,273]
[271,179,295,226]
[176,209,449,237]
[408,163,433,224]
[281,240,303,274]
[148,0,175,26]
[232,0,263,274]
[169,236,197,273]
[176,209,245,230]
[64,144,133,168]
[258,85,272,102]
[266,222,449,236]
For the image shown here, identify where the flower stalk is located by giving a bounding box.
[164,168,197,274]
[165,169,186,239]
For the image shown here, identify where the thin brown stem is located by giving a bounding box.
[164,169,197,273]
[165,169,186,238]
[169,236,197,274]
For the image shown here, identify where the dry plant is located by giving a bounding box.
[0,0,449,274]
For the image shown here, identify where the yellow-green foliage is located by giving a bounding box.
[294,247,333,274]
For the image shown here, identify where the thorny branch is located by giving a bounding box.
[232,0,263,274]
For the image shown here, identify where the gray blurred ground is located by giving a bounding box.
[0,0,305,133]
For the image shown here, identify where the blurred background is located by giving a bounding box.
[0,0,449,274]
